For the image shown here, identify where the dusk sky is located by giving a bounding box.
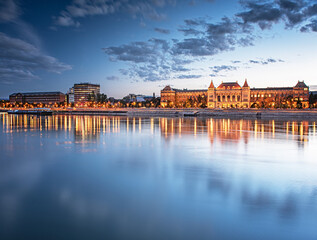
[1,0,317,98]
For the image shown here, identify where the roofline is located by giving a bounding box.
[10,91,65,96]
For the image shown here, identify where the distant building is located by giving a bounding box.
[67,87,74,103]
[9,92,65,104]
[73,83,100,103]
[161,80,309,108]
[123,94,151,103]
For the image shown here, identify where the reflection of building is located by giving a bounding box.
[159,117,311,144]
[161,80,309,108]
[9,92,65,104]
[73,83,100,103]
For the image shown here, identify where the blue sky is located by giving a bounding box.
[1,0,317,98]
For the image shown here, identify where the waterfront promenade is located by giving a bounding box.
[2,108,317,119]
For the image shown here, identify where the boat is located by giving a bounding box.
[181,111,198,117]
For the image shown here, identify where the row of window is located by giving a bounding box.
[251,93,307,98]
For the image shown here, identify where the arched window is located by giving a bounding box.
[218,96,221,102]
[222,95,225,102]
[237,95,240,101]
[227,95,230,102]
[232,95,236,101]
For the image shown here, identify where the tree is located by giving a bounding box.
[96,93,107,103]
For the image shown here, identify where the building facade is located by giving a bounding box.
[160,86,207,107]
[67,87,75,103]
[73,83,100,103]
[9,92,65,104]
[161,80,309,108]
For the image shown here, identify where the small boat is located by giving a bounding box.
[181,111,198,117]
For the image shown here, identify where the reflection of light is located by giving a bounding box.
[24,115,27,129]
[171,119,174,136]
[103,118,106,133]
[165,118,167,137]
[112,118,115,133]
[239,120,242,137]
[292,121,295,137]
[139,118,142,132]
[272,120,275,138]
[286,122,289,137]
[151,118,154,134]
[254,120,257,138]
[194,118,197,136]
[313,122,316,136]
[133,118,135,133]
[64,116,67,131]
[127,118,129,132]
[179,118,182,136]
[261,123,264,139]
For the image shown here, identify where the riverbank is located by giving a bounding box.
[2,108,317,119]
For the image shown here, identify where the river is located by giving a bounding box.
[1,113,317,240]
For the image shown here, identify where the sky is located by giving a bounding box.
[1,0,317,99]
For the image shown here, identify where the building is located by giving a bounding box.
[67,87,75,103]
[9,92,65,104]
[73,83,100,103]
[160,86,207,107]
[161,80,309,108]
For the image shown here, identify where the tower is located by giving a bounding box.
[242,79,250,108]
[207,80,216,108]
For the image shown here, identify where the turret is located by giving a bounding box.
[243,79,249,88]
[207,80,216,108]
[242,78,250,108]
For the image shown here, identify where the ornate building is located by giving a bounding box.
[161,80,309,108]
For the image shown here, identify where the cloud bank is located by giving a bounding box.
[104,0,317,82]
[53,0,176,28]
[0,33,72,83]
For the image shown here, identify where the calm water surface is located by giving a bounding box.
[1,113,317,240]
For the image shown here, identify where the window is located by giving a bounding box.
[218,96,221,102]
[227,95,230,102]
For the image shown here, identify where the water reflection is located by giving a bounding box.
[1,113,317,240]
[1,114,315,145]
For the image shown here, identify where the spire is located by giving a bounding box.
[209,80,215,88]
[243,78,249,88]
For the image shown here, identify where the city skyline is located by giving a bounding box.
[1,0,317,99]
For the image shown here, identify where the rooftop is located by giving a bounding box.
[10,92,64,96]
[294,81,308,88]
[217,82,241,90]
